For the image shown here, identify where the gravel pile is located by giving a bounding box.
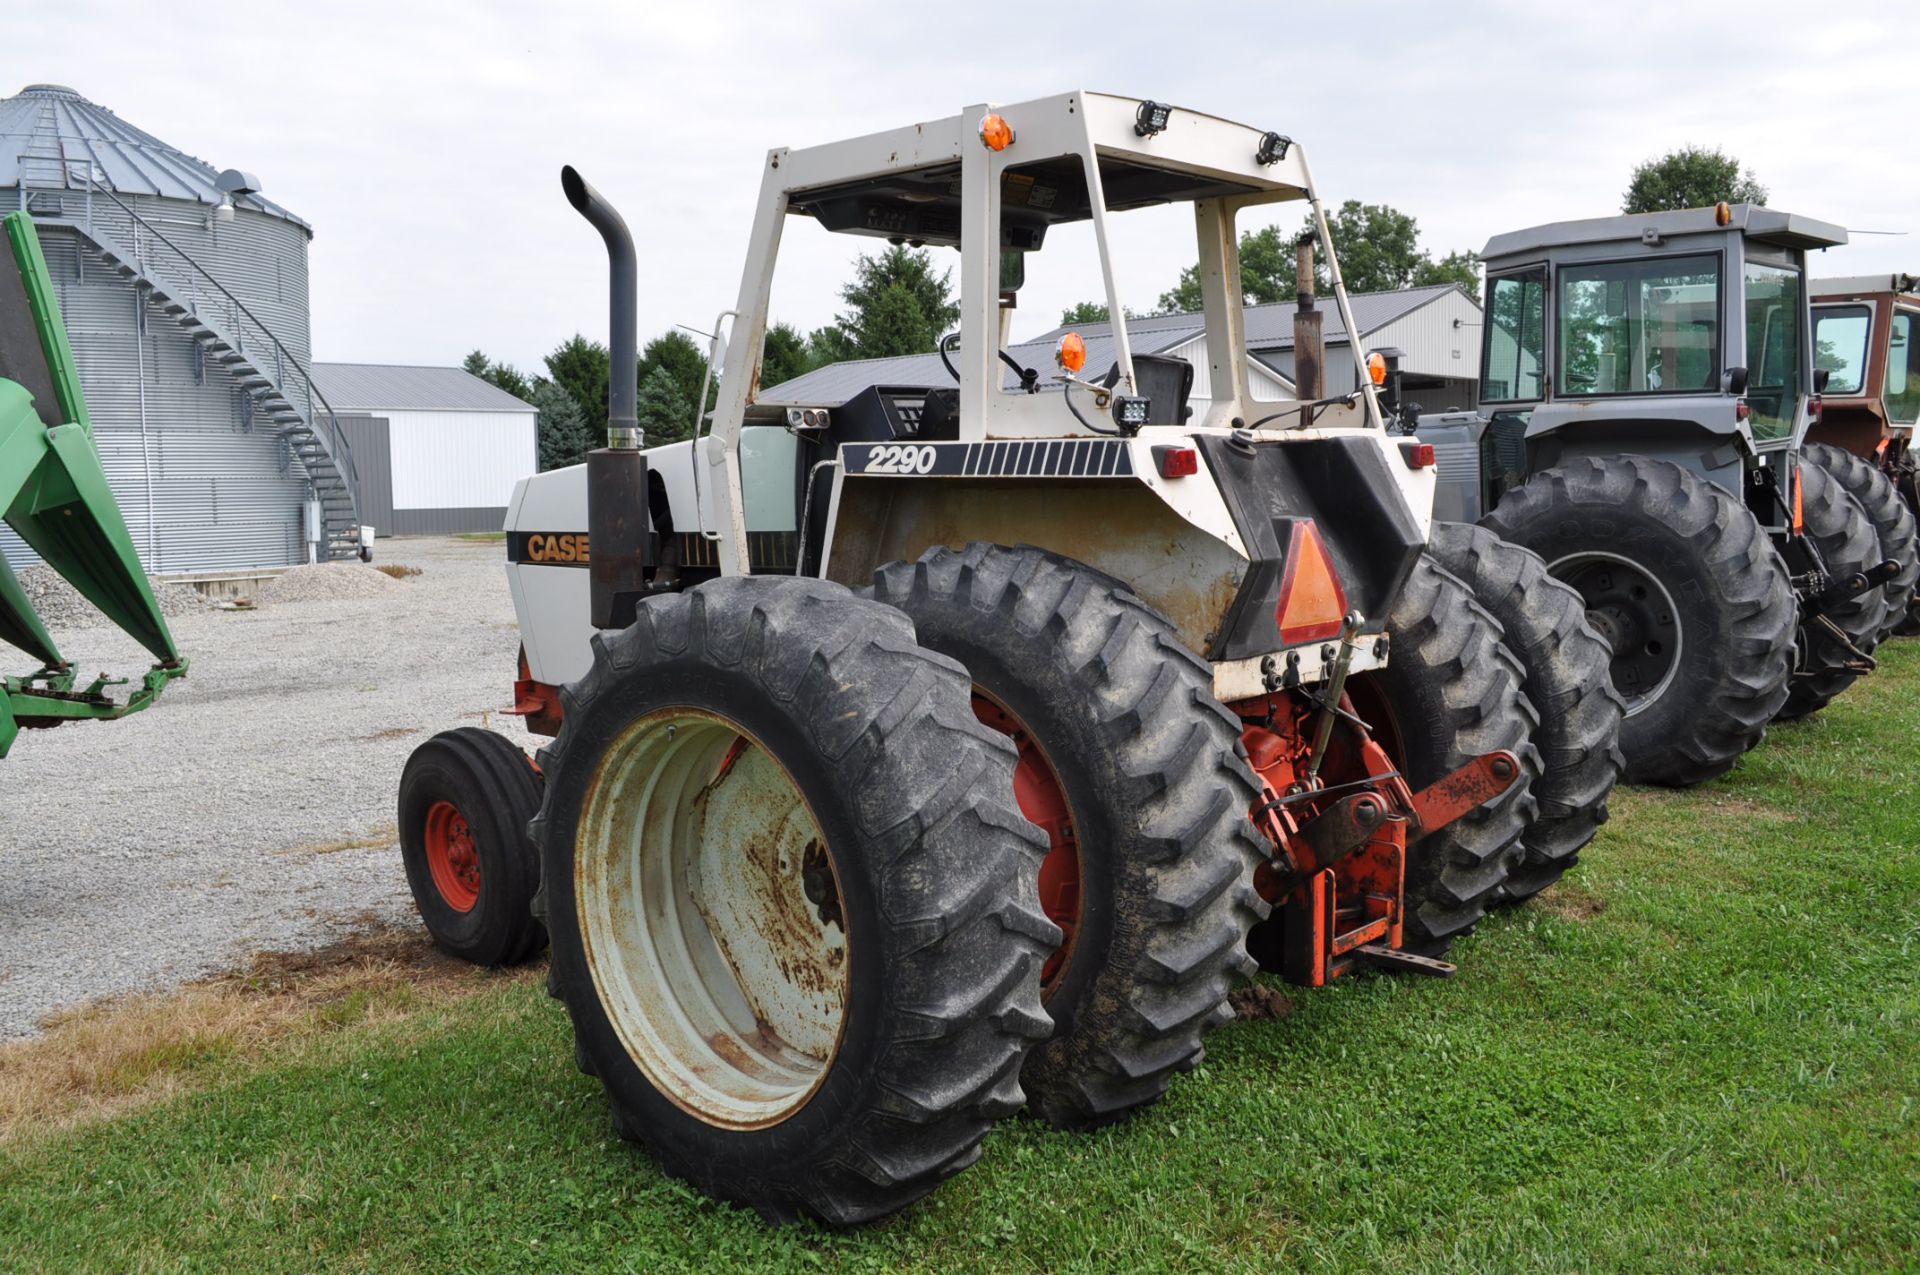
[256,563,402,605]
[10,565,208,629]
[0,536,535,1038]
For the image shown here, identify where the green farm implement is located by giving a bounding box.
[0,210,185,756]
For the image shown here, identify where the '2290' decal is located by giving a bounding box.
[860,443,939,474]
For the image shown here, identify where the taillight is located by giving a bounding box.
[1275,521,1349,645]
[1400,440,1436,469]
[1154,445,1199,478]
[1793,471,1805,533]
[1736,401,1751,421]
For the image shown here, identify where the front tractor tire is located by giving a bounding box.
[529,577,1057,1225]
[398,727,545,966]
[872,544,1267,1131]
[1428,522,1624,904]
[1776,461,1891,721]
[1481,455,1796,788]
[1349,556,1541,955]
[1801,441,1919,644]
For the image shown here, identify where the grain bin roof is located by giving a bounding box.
[312,363,536,413]
[0,83,310,232]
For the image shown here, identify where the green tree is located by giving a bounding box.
[544,334,610,434]
[815,246,960,360]
[636,365,694,446]
[531,380,595,471]
[1623,146,1767,213]
[637,329,714,428]
[761,321,817,389]
[462,349,533,401]
[1060,301,1111,325]
[1154,203,1478,313]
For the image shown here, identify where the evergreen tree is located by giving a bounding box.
[544,334,610,431]
[636,365,695,446]
[813,246,960,359]
[761,321,817,389]
[531,380,595,470]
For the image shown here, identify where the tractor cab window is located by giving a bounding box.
[1889,311,1920,425]
[1743,261,1803,441]
[1481,269,1546,402]
[1814,305,1872,396]
[1557,255,1719,397]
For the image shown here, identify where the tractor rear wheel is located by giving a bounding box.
[1348,556,1540,955]
[1428,522,1624,904]
[1481,455,1796,787]
[872,544,1267,1130]
[398,727,545,966]
[1802,441,1919,644]
[1776,462,1890,721]
[529,577,1057,1225]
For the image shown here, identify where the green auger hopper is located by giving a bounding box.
[0,211,185,757]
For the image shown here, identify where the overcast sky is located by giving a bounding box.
[16,1,1917,374]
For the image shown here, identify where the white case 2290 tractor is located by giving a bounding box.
[397,93,1622,1224]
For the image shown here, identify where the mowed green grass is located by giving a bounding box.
[6,651,1919,1273]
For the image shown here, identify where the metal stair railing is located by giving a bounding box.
[44,177,362,556]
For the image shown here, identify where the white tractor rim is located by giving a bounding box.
[576,709,849,1129]
[1548,549,1684,718]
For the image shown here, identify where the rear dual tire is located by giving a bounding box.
[1801,442,1918,644]
[1776,460,1889,721]
[1428,522,1623,904]
[1482,455,1796,788]
[530,576,1057,1225]
[872,544,1267,1130]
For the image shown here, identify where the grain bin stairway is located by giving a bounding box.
[41,217,362,562]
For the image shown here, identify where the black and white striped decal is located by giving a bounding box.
[842,439,1135,479]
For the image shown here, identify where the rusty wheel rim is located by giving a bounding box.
[575,709,847,1129]
[424,800,482,913]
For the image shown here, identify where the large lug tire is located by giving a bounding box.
[1349,556,1541,956]
[1776,462,1891,721]
[528,577,1057,1226]
[871,544,1268,1131]
[397,727,545,966]
[1428,522,1625,904]
[1802,441,1919,643]
[1481,455,1796,788]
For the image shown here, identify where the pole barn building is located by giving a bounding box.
[311,363,535,537]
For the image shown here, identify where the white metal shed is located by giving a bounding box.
[311,363,536,536]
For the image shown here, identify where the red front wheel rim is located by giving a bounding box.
[424,799,482,913]
[972,694,1081,991]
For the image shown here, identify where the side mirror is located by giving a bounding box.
[1724,366,1750,395]
[1813,367,1831,394]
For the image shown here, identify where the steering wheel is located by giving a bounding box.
[938,332,1040,394]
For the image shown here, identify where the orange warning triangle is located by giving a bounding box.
[1275,521,1348,644]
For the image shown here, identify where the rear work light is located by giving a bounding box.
[1275,521,1349,646]
[1153,445,1198,478]
[1399,440,1436,469]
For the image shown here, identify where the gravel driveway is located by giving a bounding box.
[0,536,538,1038]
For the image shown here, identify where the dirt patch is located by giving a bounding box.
[373,564,422,580]
[278,824,396,856]
[354,727,418,743]
[0,920,536,1143]
[1699,797,1799,824]
[1229,983,1294,1022]
[1536,883,1608,921]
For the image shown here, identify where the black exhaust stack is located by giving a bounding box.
[562,165,652,630]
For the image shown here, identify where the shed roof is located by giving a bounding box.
[1029,284,1467,352]
[0,83,309,232]
[311,363,536,413]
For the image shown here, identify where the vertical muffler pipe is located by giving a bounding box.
[1293,233,1324,403]
[562,164,652,630]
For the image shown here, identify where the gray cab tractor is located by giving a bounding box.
[1412,204,1895,788]
[397,93,1624,1223]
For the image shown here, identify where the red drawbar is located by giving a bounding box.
[1275,521,1349,645]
